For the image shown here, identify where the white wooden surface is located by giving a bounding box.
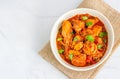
[0,0,120,79]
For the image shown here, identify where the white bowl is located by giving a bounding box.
[50,8,114,71]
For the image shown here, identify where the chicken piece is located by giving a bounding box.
[65,50,80,60]
[71,54,86,67]
[92,51,103,60]
[71,35,83,48]
[69,50,80,56]
[86,18,99,28]
[74,35,83,41]
[74,42,83,51]
[81,28,93,36]
[92,25,102,36]
[62,20,72,45]
[62,20,73,60]
[83,41,97,55]
[72,20,85,33]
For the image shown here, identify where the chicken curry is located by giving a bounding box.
[56,14,108,67]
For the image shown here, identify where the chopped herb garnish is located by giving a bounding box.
[103,39,107,43]
[82,16,88,20]
[86,22,93,26]
[97,44,103,49]
[99,32,107,38]
[58,49,64,54]
[86,35,94,42]
[69,53,73,60]
[73,37,78,41]
[57,37,63,41]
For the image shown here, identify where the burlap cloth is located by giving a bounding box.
[39,0,120,79]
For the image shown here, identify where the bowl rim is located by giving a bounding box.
[50,8,114,71]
